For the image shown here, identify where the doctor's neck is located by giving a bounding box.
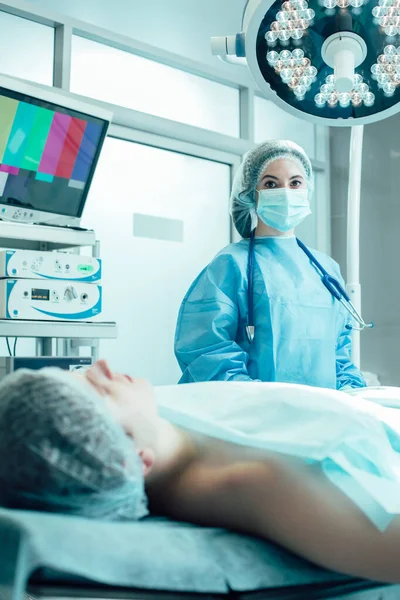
[254,220,294,238]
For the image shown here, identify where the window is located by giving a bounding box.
[71,36,240,137]
[0,11,54,85]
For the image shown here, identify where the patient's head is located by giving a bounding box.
[78,360,158,475]
[0,364,150,521]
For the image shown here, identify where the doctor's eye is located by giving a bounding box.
[263,180,277,189]
[291,180,303,188]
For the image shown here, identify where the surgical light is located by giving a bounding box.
[211,0,400,126]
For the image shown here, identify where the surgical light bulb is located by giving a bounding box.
[350,0,364,7]
[385,25,398,36]
[358,82,369,96]
[294,84,307,96]
[280,49,292,62]
[324,0,337,7]
[265,31,278,44]
[337,0,350,7]
[377,71,390,83]
[315,93,326,106]
[279,30,291,41]
[300,75,313,86]
[282,1,293,10]
[298,18,310,29]
[351,92,363,106]
[321,83,333,97]
[364,92,376,106]
[281,68,294,82]
[292,48,305,60]
[339,92,351,107]
[267,51,279,65]
[384,81,396,94]
[328,92,339,106]
[277,11,288,22]
[326,74,335,85]
[371,63,382,76]
[306,65,318,78]
[385,44,397,55]
[292,29,304,39]
[353,73,363,86]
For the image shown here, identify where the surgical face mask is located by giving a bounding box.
[256,188,311,232]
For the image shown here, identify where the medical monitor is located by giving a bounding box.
[0,75,111,226]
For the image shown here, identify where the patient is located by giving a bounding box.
[1,360,400,585]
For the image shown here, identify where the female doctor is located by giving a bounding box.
[174,140,366,390]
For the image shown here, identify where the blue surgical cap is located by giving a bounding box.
[0,368,148,520]
[230,140,314,238]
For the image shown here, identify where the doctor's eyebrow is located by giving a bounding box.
[261,174,304,181]
[261,174,279,181]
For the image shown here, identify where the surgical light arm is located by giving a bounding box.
[210,34,247,66]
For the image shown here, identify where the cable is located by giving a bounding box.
[5,338,12,357]
[13,337,17,357]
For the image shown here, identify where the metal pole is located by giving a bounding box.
[346,125,364,369]
[36,338,53,356]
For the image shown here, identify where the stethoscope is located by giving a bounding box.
[245,232,374,344]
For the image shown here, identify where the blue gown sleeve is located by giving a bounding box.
[335,315,367,390]
[331,263,366,390]
[175,252,253,383]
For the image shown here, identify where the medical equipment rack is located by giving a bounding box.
[0,221,117,361]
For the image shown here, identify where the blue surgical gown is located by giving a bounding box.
[175,237,366,390]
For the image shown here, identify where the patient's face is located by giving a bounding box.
[75,360,158,474]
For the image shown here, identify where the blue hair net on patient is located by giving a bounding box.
[230,140,314,238]
[0,368,148,520]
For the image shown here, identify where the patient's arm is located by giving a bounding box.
[150,452,400,584]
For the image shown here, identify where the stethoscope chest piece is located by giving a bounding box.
[246,325,255,343]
